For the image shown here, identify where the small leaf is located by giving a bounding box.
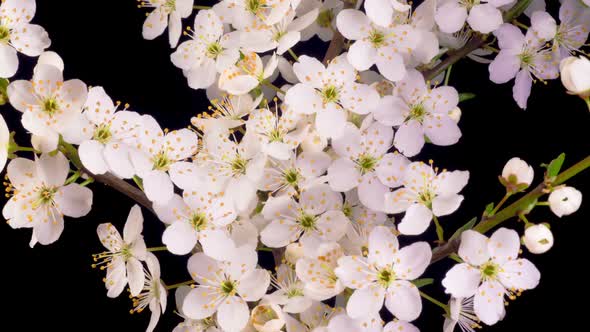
[449,217,477,241]
[546,153,566,178]
[484,202,495,217]
[412,278,434,288]
[0,78,8,106]
[459,92,476,102]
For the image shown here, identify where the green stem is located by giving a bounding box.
[444,64,452,86]
[512,20,529,29]
[147,246,168,252]
[80,178,95,187]
[536,201,550,206]
[165,280,194,290]
[65,171,81,185]
[433,215,445,243]
[193,5,211,9]
[257,246,273,252]
[288,49,299,62]
[449,253,463,263]
[491,193,512,216]
[420,291,449,315]
[519,213,532,227]
[585,97,590,111]
[262,80,285,95]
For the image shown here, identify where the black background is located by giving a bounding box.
[1,1,589,331]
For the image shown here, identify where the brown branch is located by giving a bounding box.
[322,0,355,64]
[90,171,155,214]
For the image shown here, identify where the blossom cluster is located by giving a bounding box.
[0,0,588,332]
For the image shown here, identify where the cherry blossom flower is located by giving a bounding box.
[260,183,348,250]
[7,62,88,151]
[95,204,147,297]
[384,161,469,235]
[130,115,198,204]
[192,92,263,132]
[241,8,319,55]
[3,152,92,246]
[219,0,294,29]
[548,186,582,217]
[336,9,419,82]
[376,70,461,157]
[442,228,541,326]
[523,224,554,254]
[78,87,142,179]
[299,0,344,42]
[327,121,408,211]
[488,23,559,109]
[259,150,331,197]
[183,251,270,331]
[435,0,510,34]
[153,191,236,257]
[140,0,193,48]
[335,226,431,321]
[284,54,379,138]
[171,9,241,90]
[295,242,345,301]
[0,0,51,78]
[266,264,313,314]
[130,252,167,332]
[500,157,534,192]
[251,303,287,332]
[560,55,590,98]
[219,52,279,95]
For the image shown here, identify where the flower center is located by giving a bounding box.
[93,124,112,144]
[206,42,223,58]
[273,30,286,42]
[230,155,248,175]
[152,151,170,171]
[317,10,334,28]
[246,0,264,14]
[33,185,57,208]
[417,190,434,208]
[190,213,208,231]
[409,103,427,121]
[480,261,499,280]
[268,128,283,142]
[221,280,237,296]
[342,202,353,218]
[377,268,396,287]
[356,154,378,174]
[298,212,317,230]
[369,29,386,48]
[459,0,480,9]
[518,50,534,67]
[286,287,304,298]
[321,85,339,104]
[164,0,176,11]
[0,25,10,44]
[283,168,300,185]
[43,98,60,116]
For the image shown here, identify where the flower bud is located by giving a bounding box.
[501,157,534,192]
[251,303,285,332]
[560,56,590,97]
[285,242,305,265]
[523,224,554,254]
[549,186,582,217]
[448,106,462,123]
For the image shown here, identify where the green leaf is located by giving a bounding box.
[0,78,8,106]
[546,153,566,178]
[484,202,495,217]
[459,92,476,102]
[449,217,477,241]
[412,278,434,288]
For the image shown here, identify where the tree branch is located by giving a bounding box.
[322,0,355,64]
[431,154,590,264]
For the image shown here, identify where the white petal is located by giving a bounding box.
[434,170,470,196]
[392,241,431,280]
[432,194,464,216]
[79,140,108,175]
[187,61,217,90]
[347,284,385,319]
[488,228,520,265]
[530,11,557,40]
[375,153,409,188]
[385,280,422,321]
[348,40,377,71]
[182,286,219,319]
[513,69,532,109]
[0,43,18,78]
[37,152,69,187]
[498,259,540,290]
[394,120,425,157]
[292,55,326,89]
[217,296,250,332]
[277,31,301,55]
[383,321,419,332]
[467,4,503,34]
[328,158,361,192]
[368,225,398,267]
[143,170,174,204]
[340,82,380,114]
[103,141,135,179]
[398,203,432,235]
[33,208,64,245]
[365,0,393,27]
[442,263,481,298]
[285,83,323,114]
[237,269,270,301]
[474,281,505,326]
[459,230,490,266]
[423,114,462,146]
[97,223,123,252]
[315,104,347,138]
[187,252,222,283]
[435,1,468,34]
[54,184,93,218]
[261,219,299,248]
[11,23,50,57]
[164,128,199,161]
[162,221,197,255]
[127,257,145,297]
[168,10,182,48]
[375,48,406,82]
[143,7,168,40]
[489,51,520,84]
[373,95,407,126]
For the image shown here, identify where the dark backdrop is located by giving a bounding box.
[1,1,588,331]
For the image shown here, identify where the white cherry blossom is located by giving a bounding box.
[435,0,508,34]
[3,152,92,246]
[130,252,167,332]
[183,251,271,331]
[284,54,380,138]
[266,264,313,314]
[335,226,431,321]
[219,52,279,95]
[141,0,194,48]
[523,224,554,254]
[299,0,344,42]
[95,204,148,298]
[442,228,541,326]
[295,242,345,301]
[443,297,480,332]
[384,161,469,235]
[548,186,582,217]
[0,0,51,78]
[192,92,263,132]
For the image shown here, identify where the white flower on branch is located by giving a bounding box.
[434,0,509,34]
[548,186,582,217]
[523,223,554,254]
[131,252,167,332]
[141,0,194,48]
